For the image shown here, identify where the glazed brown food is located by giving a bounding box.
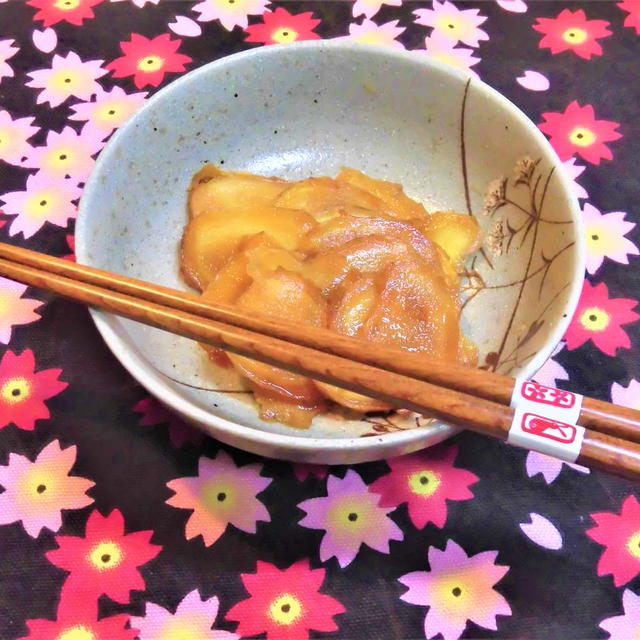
[181,164,482,428]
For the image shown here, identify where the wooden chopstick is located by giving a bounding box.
[1,242,638,445]
[0,243,639,480]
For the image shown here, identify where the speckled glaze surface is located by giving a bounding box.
[75,40,584,463]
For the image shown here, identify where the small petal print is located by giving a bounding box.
[520,513,563,550]
[526,450,589,484]
[168,15,202,38]
[517,70,550,91]
[31,27,57,53]
[497,0,527,12]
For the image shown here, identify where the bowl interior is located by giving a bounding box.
[76,42,583,461]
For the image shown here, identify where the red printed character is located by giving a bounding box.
[521,413,577,444]
[521,381,576,409]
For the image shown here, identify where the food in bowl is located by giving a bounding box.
[180,165,482,428]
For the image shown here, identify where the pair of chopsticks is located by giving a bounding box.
[1,241,639,480]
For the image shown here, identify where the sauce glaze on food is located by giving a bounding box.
[181,165,482,428]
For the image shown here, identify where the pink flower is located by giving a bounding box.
[516,69,550,92]
[564,280,639,356]
[611,379,640,410]
[70,86,147,140]
[587,494,640,587]
[583,203,638,275]
[166,450,271,547]
[192,0,271,31]
[23,126,104,181]
[398,540,511,640]
[562,157,589,200]
[25,51,107,108]
[132,589,238,640]
[133,396,203,448]
[352,0,401,20]
[0,440,93,537]
[0,110,40,167]
[343,19,406,48]
[600,589,640,640]
[525,450,589,484]
[415,32,480,77]
[0,276,42,343]
[369,446,478,529]
[0,39,19,82]
[532,342,569,388]
[297,470,403,568]
[414,0,489,47]
[0,171,82,239]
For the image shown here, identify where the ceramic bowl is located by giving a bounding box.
[76,41,585,464]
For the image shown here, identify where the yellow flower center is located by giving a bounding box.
[435,577,470,607]
[138,56,164,72]
[436,16,464,36]
[202,481,235,511]
[28,473,56,498]
[88,541,123,571]
[271,27,299,43]
[0,128,11,149]
[562,27,587,44]
[569,127,596,147]
[52,70,80,90]
[158,621,201,640]
[626,530,640,560]
[579,306,610,332]
[57,626,95,640]
[26,190,57,216]
[408,469,440,497]
[49,148,73,168]
[268,593,303,626]
[1,377,31,405]
[98,103,121,121]
[54,0,80,10]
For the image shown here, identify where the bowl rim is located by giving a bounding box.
[76,39,585,461]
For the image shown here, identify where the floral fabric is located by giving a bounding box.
[1,1,639,639]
